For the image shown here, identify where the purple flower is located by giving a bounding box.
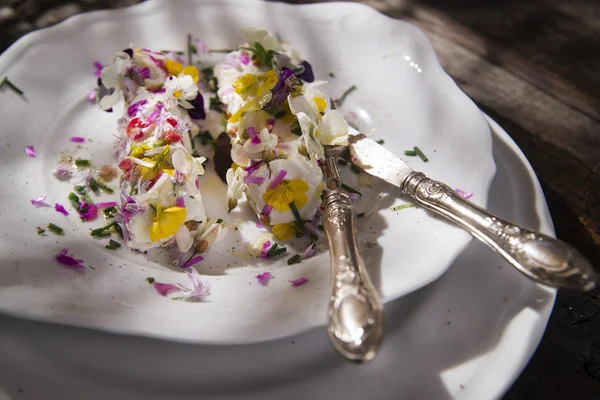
[55,203,69,216]
[240,52,251,65]
[178,268,210,301]
[244,160,263,174]
[295,61,314,82]
[55,248,85,269]
[70,136,85,143]
[138,67,151,79]
[96,201,118,209]
[260,241,272,259]
[175,196,185,208]
[262,204,273,217]
[187,93,206,120]
[244,175,265,185]
[269,169,287,189]
[289,277,309,287]
[24,145,35,158]
[256,272,272,285]
[153,282,181,296]
[301,242,316,259]
[93,61,103,77]
[78,201,98,221]
[269,68,295,108]
[127,99,148,117]
[183,255,204,268]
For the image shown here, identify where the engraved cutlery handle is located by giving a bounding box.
[403,172,598,291]
[323,189,384,362]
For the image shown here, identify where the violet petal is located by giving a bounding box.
[54,203,69,216]
[31,196,47,206]
[24,145,36,158]
[289,277,309,287]
[256,272,272,285]
[153,282,182,296]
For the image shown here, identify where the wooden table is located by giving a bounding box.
[1,0,598,398]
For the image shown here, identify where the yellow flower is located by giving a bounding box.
[228,91,273,123]
[150,205,187,242]
[258,69,278,92]
[263,179,309,212]
[165,58,183,76]
[280,99,296,124]
[164,59,199,83]
[233,74,257,95]
[272,222,297,241]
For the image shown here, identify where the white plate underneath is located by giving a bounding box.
[0,116,555,400]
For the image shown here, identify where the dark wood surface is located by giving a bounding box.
[1,0,599,398]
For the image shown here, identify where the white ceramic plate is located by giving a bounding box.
[0,117,555,399]
[0,0,495,343]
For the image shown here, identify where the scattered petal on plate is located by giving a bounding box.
[256,272,272,286]
[24,145,35,157]
[54,203,69,216]
[70,136,86,143]
[153,282,181,296]
[31,196,47,206]
[183,255,204,268]
[289,277,308,287]
[55,248,85,269]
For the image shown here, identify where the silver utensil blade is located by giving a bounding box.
[348,134,413,188]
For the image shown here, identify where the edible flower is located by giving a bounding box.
[153,282,180,296]
[226,167,246,211]
[263,179,309,212]
[149,204,187,242]
[153,268,211,301]
[295,60,314,82]
[248,233,273,258]
[289,277,308,287]
[164,58,200,83]
[183,255,204,268]
[24,145,35,158]
[255,272,272,285]
[164,75,199,109]
[55,203,69,216]
[98,50,133,110]
[55,248,85,269]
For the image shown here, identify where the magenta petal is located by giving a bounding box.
[269,169,287,189]
[455,188,473,199]
[175,196,185,208]
[259,241,272,259]
[70,136,85,143]
[87,88,96,103]
[96,201,118,209]
[183,255,204,268]
[55,248,85,269]
[262,204,273,217]
[243,175,265,185]
[289,277,309,287]
[54,203,69,216]
[24,145,36,158]
[256,272,272,286]
[240,52,250,65]
[31,196,47,206]
[153,282,182,296]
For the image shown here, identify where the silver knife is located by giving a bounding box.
[348,134,597,291]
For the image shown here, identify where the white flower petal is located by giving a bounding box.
[172,148,189,173]
[231,144,249,166]
[175,225,193,252]
[100,66,117,89]
[241,28,281,52]
[298,112,324,159]
[99,90,120,110]
[288,94,319,121]
[318,110,349,145]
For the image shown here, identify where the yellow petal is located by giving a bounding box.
[272,223,294,241]
[182,65,200,83]
[314,97,327,113]
[293,192,308,209]
[288,179,309,192]
[150,207,187,242]
[165,58,183,76]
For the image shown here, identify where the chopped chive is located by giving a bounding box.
[0,77,24,95]
[90,222,117,237]
[94,179,114,194]
[37,227,46,235]
[209,49,237,53]
[146,277,155,284]
[171,297,184,300]
[337,158,348,165]
[413,146,428,162]
[404,150,417,156]
[329,72,335,78]
[287,254,302,265]
[391,203,414,211]
[366,241,377,248]
[289,202,303,230]
[266,243,279,257]
[209,95,223,113]
[96,231,112,237]
[318,224,324,231]
[149,204,157,214]
[357,212,365,218]
[376,139,385,145]
[269,247,287,257]
[68,192,80,209]
[105,245,118,250]
[74,159,91,168]
[336,85,357,107]
[103,206,117,217]
[160,50,184,55]
[88,178,99,193]
[350,162,362,174]
[216,218,223,224]
[109,239,121,248]
[47,223,64,235]
[114,223,124,239]
[341,183,361,195]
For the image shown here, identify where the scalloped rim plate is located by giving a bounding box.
[0,0,496,344]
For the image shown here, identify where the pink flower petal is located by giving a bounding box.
[153,282,182,296]
[455,188,473,199]
[54,203,69,216]
[24,145,36,158]
[269,169,287,189]
[301,242,316,259]
[240,52,251,65]
[262,204,273,217]
[289,277,309,287]
[70,137,85,143]
[243,175,265,185]
[259,240,272,259]
[175,196,185,208]
[87,88,96,103]
[96,201,118,209]
[183,255,204,268]
[31,196,47,206]
[55,248,85,269]
[256,272,272,286]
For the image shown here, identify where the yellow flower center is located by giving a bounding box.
[263,179,309,212]
[150,205,187,242]
[173,89,182,98]
[314,96,327,113]
[233,74,257,96]
[272,222,297,241]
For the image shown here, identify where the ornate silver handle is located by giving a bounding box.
[323,189,384,362]
[403,172,598,291]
